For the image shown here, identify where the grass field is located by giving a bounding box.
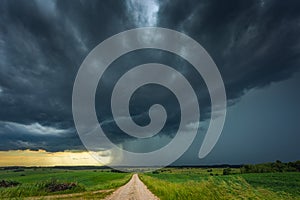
[0,168,131,198]
[1,166,299,199]
[140,168,300,200]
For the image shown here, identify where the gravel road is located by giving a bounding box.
[104,174,159,200]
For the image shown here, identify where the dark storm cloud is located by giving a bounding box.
[0,0,129,123]
[158,0,300,101]
[0,121,82,152]
[0,0,299,153]
[0,0,130,151]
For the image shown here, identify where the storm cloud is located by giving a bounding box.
[0,0,299,163]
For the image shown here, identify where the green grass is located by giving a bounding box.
[239,172,300,197]
[140,174,291,200]
[1,167,299,199]
[141,168,300,199]
[0,168,131,198]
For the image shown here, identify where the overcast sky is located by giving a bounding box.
[0,0,299,165]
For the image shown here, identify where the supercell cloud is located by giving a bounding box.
[0,0,299,164]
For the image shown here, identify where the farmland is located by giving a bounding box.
[0,163,299,199]
[0,167,131,199]
[140,168,300,200]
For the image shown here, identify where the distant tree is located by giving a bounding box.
[241,164,254,173]
[295,161,300,172]
[274,160,284,172]
[223,167,231,175]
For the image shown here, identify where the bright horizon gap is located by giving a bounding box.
[0,149,111,167]
[0,149,298,167]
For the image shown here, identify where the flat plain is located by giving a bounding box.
[140,168,300,200]
[0,165,299,199]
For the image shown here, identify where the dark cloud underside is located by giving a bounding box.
[0,0,299,163]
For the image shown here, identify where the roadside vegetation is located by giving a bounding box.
[0,168,131,198]
[140,174,291,200]
[140,160,300,200]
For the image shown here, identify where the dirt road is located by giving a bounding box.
[104,174,159,200]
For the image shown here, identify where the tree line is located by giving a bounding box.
[240,160,300,173]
